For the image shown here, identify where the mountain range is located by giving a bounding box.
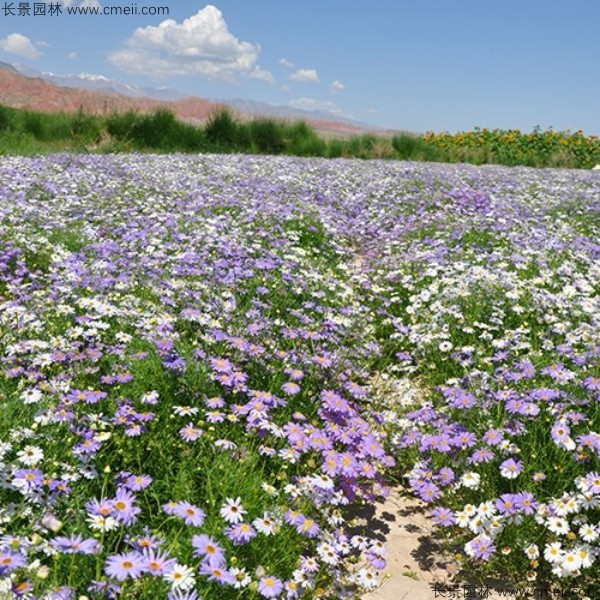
[0,61,378,134]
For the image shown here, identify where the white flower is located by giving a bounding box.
[230,566,251,589]
[468,516,487,535]
[87,514,118,532]
[560,550,582,573]
[20,388,43,404]
[16,445,44,466]
[547,517,570,536]
[460,472,481,489]
[524,544,539,560]
[219,497,247,524]
[575,544,594,569]
[140,390,159,405]
[477,501,496,519]
[173,405,198,416]
[554,495,579,517]
[252,512,278,535]
[356,567,379,590]
[317,542,339,565]
[261,482,278,497]
[579,523,598,542]
[164,563,196,590]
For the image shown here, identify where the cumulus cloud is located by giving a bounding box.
[108,5,272,82]
[249,66,275,84]
[67,51,77,59]
[289,68,319,83]
[278,58,294,69]
[288,97,345,116]
[0,33,43,59]
[330,80,345,93]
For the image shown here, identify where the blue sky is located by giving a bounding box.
[0,0,599,134]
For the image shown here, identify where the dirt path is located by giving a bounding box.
[358,489,451,600]
[359,491,541,600]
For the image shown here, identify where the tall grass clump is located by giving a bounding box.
[203,107,241,152]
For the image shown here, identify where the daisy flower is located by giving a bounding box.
[191,534,226,567]
[163,563,196,591]
[105,551,145,581]
[173,501,206,527]
[252,512,278,536]
[230,566,251,589]
[220,497,247,524]
[258,575,283,598]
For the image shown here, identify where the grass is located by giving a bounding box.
[1,103,599,168]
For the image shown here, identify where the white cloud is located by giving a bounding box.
[67,51,77,60]
[108,5,272,82]
[0,33,43,59]
[330,80,345,93]
[249,66,275,84]
[288,97,345,116]
[289,68,319,83]
[278,58,294,69]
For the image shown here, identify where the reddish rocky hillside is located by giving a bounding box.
[0,68,367,134]
[0,69,216,120]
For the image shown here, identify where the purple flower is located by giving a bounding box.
[466,534,495,561]
[12,467,44,491]
[582,376,600,391]
[124,474,153,491]
[284,368,304,381]
[366,550,387,570]
[282,382,301,395]
[495,493,519,516]
[258,575,284,598]
[468,447,494,464]
[437,467,455,486]
[514,491,538,515]
[417,482,441,503]
[105,551,145,581]
[110,488,141,525]
[50,534,100,555]
[143,549,176,576]
[448,391,477,409]
[499,458,523,479]
[284,510,304,526]
[451,431,477,449]
[0,549,26,575]
[173,501,206,527]
[191,534,226,567]
[88,580,122,598]
[295,516,320,538]
[334,452,358,477]
[551,420,571,442]
[198,563,235,585]
[168,590,199,600]
[431,507,455,526]
[225,522,256,545]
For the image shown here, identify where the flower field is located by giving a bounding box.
[0,154,598,599]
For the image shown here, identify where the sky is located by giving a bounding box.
[0,0,599,134]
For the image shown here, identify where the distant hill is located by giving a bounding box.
[13,63,188,101]
[0,66,216,123]
[1,62,373,135]
[0,60,20,74]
